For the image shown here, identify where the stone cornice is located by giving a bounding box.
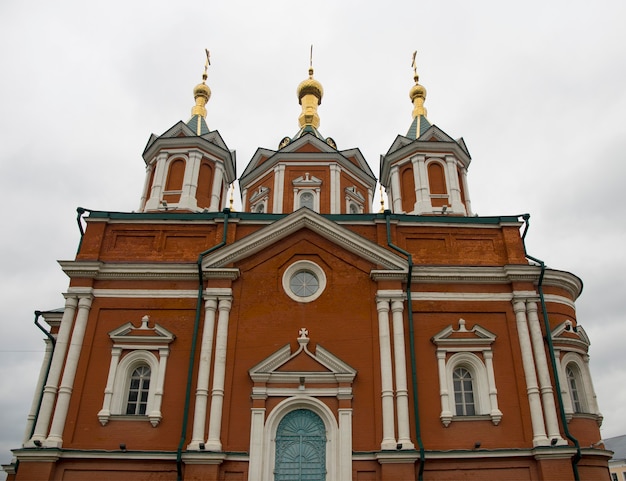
[371,265,582,299]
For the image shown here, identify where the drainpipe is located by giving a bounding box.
[76,207,90,255]
[28,311,57,439]
[520,214,581,481]
[177,208,231,481]
[384,210,425,481]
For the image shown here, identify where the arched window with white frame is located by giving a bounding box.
[432,319,502,427]
[552,321,603,425]
[98,316,174,427]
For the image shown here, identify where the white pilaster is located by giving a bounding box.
[390,299,414,449]
[460,167,472,215]
[209,162,225,211]
[272,165,285,214]
[330,164,340,214]
[526,300,564,444]
[376,298,396,449]
[445,156,465,214]
[30,296,78,444]
[414,155,431,214]
[247,407,266,481]
[45,295,93,448]
[483,351,503,424]
[513,299,549,446]
[144,152,168,211]
[179,150,202,210]
[338,408,353,480]
[206,297,233,451]
[390,166,402,214]
[97,347,122,426]
[189,297,218,449]
[437,350,453,426]
[148,348,169,427]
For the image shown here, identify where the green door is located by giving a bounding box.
[275,409,326,481]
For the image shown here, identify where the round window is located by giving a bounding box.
[282,261,326,303]
[289,270,319,297]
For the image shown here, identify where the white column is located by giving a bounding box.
[247,407,266,481]
[376,298,396,449]
[206,297,232,450]
[390,299,414,449]
[445,156,465,214]
[390,166,402,214]
[437,351,453,426]
[97,347,122,426]
[209,162,225,211]
[30,296,78,444]
[513,299,548,446]
[338,408,353,481]
[415,156,431,214]
[526,300,564,444]
[45,295,93,448]
[272,164,285,213]
[330,164,340,214]
[582,354,602,418]
[148,348,169,427]
[189,297,218,449]
[23,338,54,444]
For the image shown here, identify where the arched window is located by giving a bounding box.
[453,366,476,416]
[126,365,151,415]
[349,203,359,214]
[300,191,314,210]
[275,409,326,481]
[256,203,265,213]
[165,158,186,191]
[566,364,584,413]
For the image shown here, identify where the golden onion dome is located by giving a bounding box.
[194,82,211,103]
[297,67,323,105]
[409,76,426,102]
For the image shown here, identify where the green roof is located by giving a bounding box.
[186,115,210,136]
[406,115,431,139]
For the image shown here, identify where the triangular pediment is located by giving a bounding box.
[108,315,175,347]
[432,318,496,347]
[380,124,472,185]
[202,208,407,270]
[239,136,375,187]
[249,330,356,385]
[141,121,236,181]
[552,320,590,352]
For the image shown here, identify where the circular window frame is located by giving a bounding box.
[282,260,327,303]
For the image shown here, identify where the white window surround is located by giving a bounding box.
[282,260,327,303]
[292,173,322,212]
[98,316,174,427]
[552,320,603,424]
[432,319,502,427]
[249,185,270,213]
[344,185,365,214]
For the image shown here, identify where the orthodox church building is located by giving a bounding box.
[4,53,611,481]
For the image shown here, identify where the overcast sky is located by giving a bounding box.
[1,0,625,473]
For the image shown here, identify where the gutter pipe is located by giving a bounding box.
[75,207,90,255]
[520,214,581,481]
[177,208,231,481]
[384,210,425,481]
